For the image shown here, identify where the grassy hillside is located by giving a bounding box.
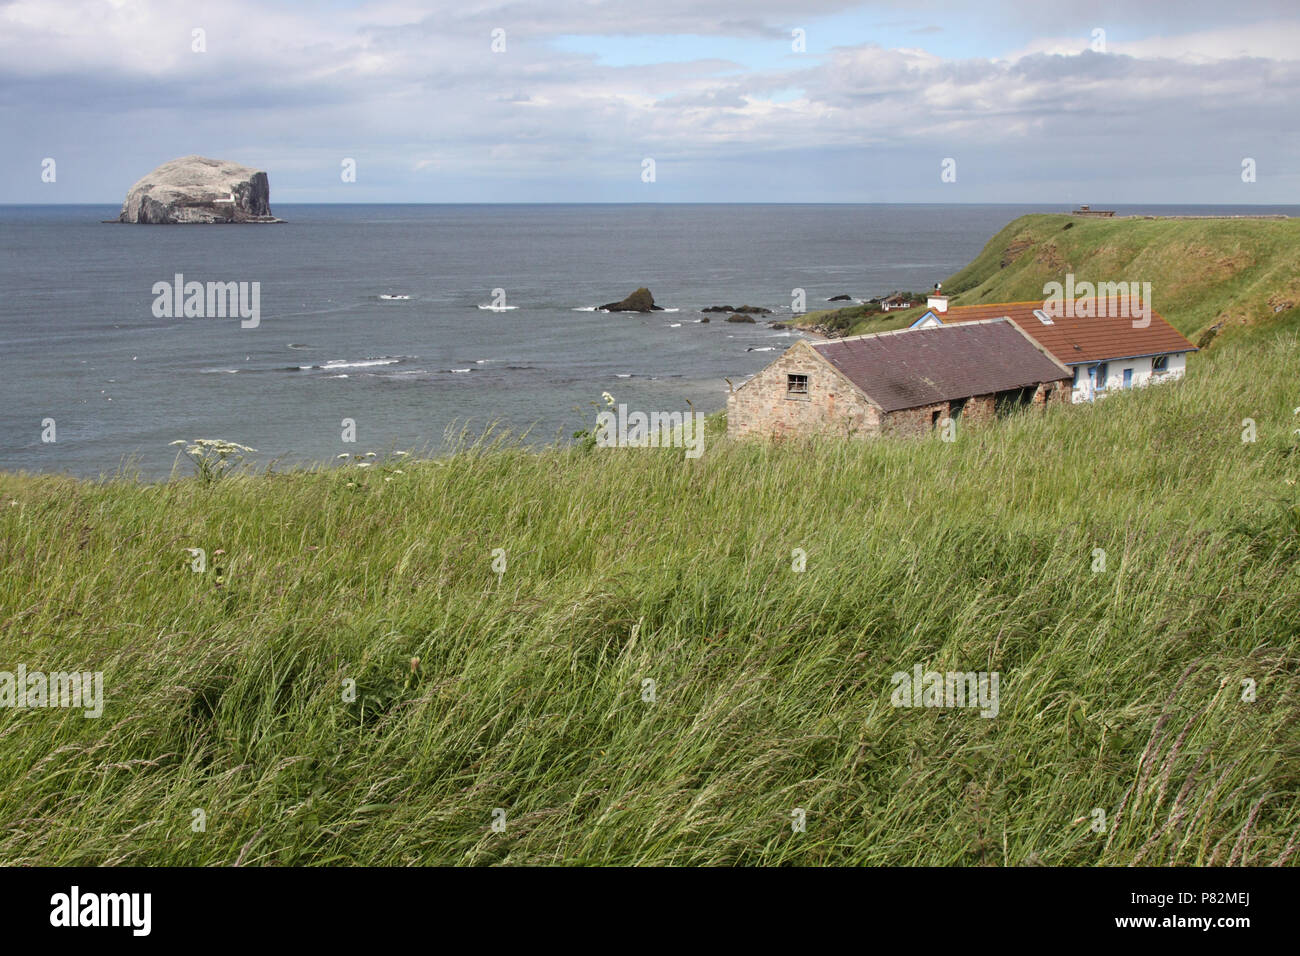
[1,331,1298,865]
[801,214,1300,346]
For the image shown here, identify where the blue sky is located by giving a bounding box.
[1,0,1297,203]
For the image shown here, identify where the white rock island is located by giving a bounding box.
[117,155,279,223]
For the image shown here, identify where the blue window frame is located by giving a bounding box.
[1122,368,1133,389]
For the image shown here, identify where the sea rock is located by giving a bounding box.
[118,155,278,224]
[827,294,852,302]
[725,314,757,323]
[599,287,663,312]
[703,304,772,314]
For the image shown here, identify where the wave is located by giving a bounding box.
[379,294,411,301]
[477,304,519,311]
[320,358,402,370]
[287,355,410,371]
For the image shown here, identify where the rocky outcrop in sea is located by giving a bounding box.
[118,156,279,223]
[599,287,663,312]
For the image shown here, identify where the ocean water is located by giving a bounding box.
[1,202,1293,479]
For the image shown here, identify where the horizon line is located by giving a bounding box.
[4,200,1299,208]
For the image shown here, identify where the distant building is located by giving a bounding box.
[1072,204,1116,217]
[727,319,1073,440]
[879,293,918,311]
[904,300,1197,402]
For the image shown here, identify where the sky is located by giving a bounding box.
[1,0,1297,203]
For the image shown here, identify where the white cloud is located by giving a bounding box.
[2,0,1298,201]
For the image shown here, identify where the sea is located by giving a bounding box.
[2,202,1294,479]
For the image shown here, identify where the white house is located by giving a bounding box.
[904,298,1196,402]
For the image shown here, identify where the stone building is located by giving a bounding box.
[726,318,1073,440]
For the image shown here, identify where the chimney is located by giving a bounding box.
[926,283,948,313]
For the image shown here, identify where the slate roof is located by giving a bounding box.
[931,300,1196,365]
[811,319,1071,413]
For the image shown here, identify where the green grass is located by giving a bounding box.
[1,329,1297,865]
[800,214,1300,344]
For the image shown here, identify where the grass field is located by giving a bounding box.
[1,318,1297,864]
[800,214,1300,346]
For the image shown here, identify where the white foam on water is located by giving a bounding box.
[320,358,402,369]
[477,304,519,311]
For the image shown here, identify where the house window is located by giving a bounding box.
[1122,368,1133,389]
[1152,355,1169,374]
[1094,363,1109,390]
[786,373,809,399]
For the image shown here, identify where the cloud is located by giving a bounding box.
[2,0,1297,202]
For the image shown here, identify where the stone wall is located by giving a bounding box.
[726,344,882,439]
[728,342,1072,441]
[880,379,1070,437]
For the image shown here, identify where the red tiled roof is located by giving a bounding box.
[811,319,1070,413]
[934,300,1195,365]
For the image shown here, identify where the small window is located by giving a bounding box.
[1152,355,1169,374]
[1122,368,1133,389]
[1095,363,1109,390]
[787,374,809,396]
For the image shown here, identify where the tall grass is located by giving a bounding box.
[0,334,1297,865]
